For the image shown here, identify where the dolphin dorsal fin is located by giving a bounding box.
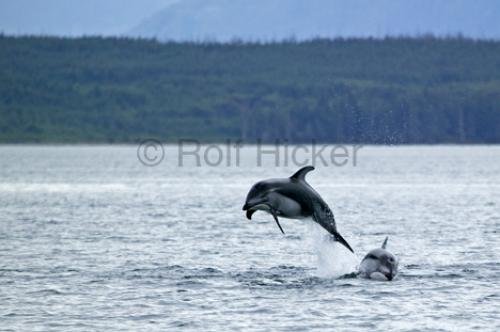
[290,166,315,181]
[381,236,389,249]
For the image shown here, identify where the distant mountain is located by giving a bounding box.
[131,0,500,41]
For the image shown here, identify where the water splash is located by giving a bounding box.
[305,221,359,278]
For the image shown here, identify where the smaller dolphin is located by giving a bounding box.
[358,237,399,281]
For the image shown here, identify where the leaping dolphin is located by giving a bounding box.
[242,166,354,253]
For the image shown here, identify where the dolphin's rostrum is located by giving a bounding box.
[242,166,354,253]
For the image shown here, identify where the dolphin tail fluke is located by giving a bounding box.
[271,211,285,234]
[381,236,389,249]
[311,202,354,253]
[332,231,354,253]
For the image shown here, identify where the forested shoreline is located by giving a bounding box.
[0,35,499,143]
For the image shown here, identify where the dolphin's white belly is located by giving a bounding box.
[268,192,304,219]
[368,272,389,281]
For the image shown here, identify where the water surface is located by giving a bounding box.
[0,145,499,331]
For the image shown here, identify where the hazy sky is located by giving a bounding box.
[0,0,178,36]
[1,0,499,40]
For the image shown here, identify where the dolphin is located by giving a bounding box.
[242,166,354,253]
[358,237,399,281]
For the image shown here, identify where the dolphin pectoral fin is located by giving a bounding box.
[290,166,315,182]
[271,210,285,234]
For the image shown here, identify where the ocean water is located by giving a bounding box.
[0,145,498,331]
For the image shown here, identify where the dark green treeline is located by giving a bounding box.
[1,35,499,143]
